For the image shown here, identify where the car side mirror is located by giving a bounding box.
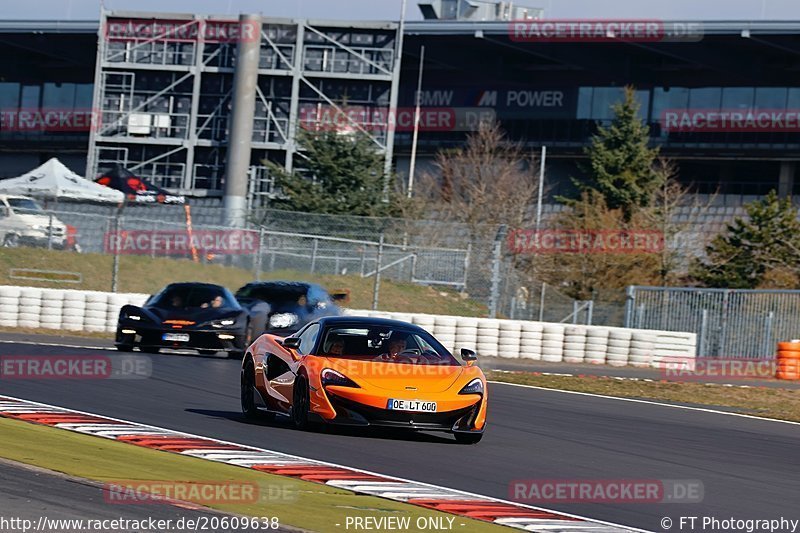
[0,207,8,217]
[461,348,477,363]
[281,337,301,350]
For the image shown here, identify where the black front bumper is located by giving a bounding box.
[115,326,245,352]
[323,392,483,433]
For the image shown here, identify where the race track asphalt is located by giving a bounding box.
[1,334,799,532]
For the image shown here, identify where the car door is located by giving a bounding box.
[264,323,320,412]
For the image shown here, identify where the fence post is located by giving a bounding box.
[764,311,774,358]
[624,286,635,328]
[698,309,708,358]
[111,211,122,293]
[586,300,594,325]
[360,247,367,276]
[538,282,546,322]
[310,238,318,273]
[47,213,54,251]
[151,221,157,259]
[372,233,384,311]
[462,243,471,291]
[254,227,265,280]
[718,289,731,357]
[488,225,508,319]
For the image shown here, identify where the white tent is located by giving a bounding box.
[0,158,124,203]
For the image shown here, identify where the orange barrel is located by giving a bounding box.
[776,341,800,380]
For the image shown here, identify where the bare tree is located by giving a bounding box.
[414,121,540,233]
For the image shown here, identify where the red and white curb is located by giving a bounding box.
[0,395,644,533]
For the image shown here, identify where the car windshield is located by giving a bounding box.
[236,284,312,309]
[7,198,43,213]
[320,325,459,366]
[151,285,239,310]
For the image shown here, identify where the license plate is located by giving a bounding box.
[387,399,437,412]
[162,333,190,342]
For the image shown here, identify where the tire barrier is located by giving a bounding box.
[0,285,149,334]
[1,285,696,369]
[776,341,800,380]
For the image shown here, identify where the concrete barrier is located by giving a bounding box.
[0,285,696,369]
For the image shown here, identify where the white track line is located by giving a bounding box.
[490,380,800,427]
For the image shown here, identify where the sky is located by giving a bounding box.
[4,0,800,21]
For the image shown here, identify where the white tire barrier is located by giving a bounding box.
[584,328,609,364]
[541,325,565,362]
[0,285,697,369]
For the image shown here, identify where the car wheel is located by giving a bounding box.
[241,360,259,420]
[198,349,217,355]
[116,343,134,352]
[292,375,312,430]
[3,234,20,248]
[140,346,160,354]
[454,432,483,445]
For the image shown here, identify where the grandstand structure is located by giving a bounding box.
[2,5,800,206]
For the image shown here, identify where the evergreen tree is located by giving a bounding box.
[269,129,398,216]
[691,191,800,288]
[571,86,663,219]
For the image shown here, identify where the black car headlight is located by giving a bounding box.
[458,378,484,395]
[321,368,360,388]
[211,318,237,328]
[121,311,143,321]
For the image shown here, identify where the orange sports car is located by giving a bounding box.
[240,316,487,444]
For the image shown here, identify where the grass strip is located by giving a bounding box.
[0,416,508,532]
[0,248,486,316]
[488,371,800,422]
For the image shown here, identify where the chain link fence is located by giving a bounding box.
[625,286,800,358]
[5,201,758,327]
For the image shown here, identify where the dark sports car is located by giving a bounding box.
[234,281,342,336]
[240,316,487,444]
[115,282,267,357]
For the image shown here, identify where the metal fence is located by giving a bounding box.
[625,286,800,358]
[10,201,747,321]
[2,202,478,310]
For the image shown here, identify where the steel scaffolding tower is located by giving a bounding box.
[86,10,401,208]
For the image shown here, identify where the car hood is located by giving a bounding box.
[323,358,464,393]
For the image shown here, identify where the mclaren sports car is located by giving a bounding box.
[116,282,267,357]
[240,316,487,443]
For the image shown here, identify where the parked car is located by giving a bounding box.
[0,195,66,249]
[234,281,343,336]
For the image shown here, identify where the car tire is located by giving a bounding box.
[116,343,134,352]
[454,432,483,445]
[3,234,20,248]
[198,349,217,355]
[292,375,312,430]
[241,360,260,420]
[140,347,160,354]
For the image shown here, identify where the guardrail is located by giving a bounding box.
[0,285,696,369]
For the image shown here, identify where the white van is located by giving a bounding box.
[0,195,67,249]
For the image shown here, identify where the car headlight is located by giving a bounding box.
[458,378,484,395]
[123,313,141,321]
[212,318,237,328]
[270,313,298,329]
[321,368,360,388]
